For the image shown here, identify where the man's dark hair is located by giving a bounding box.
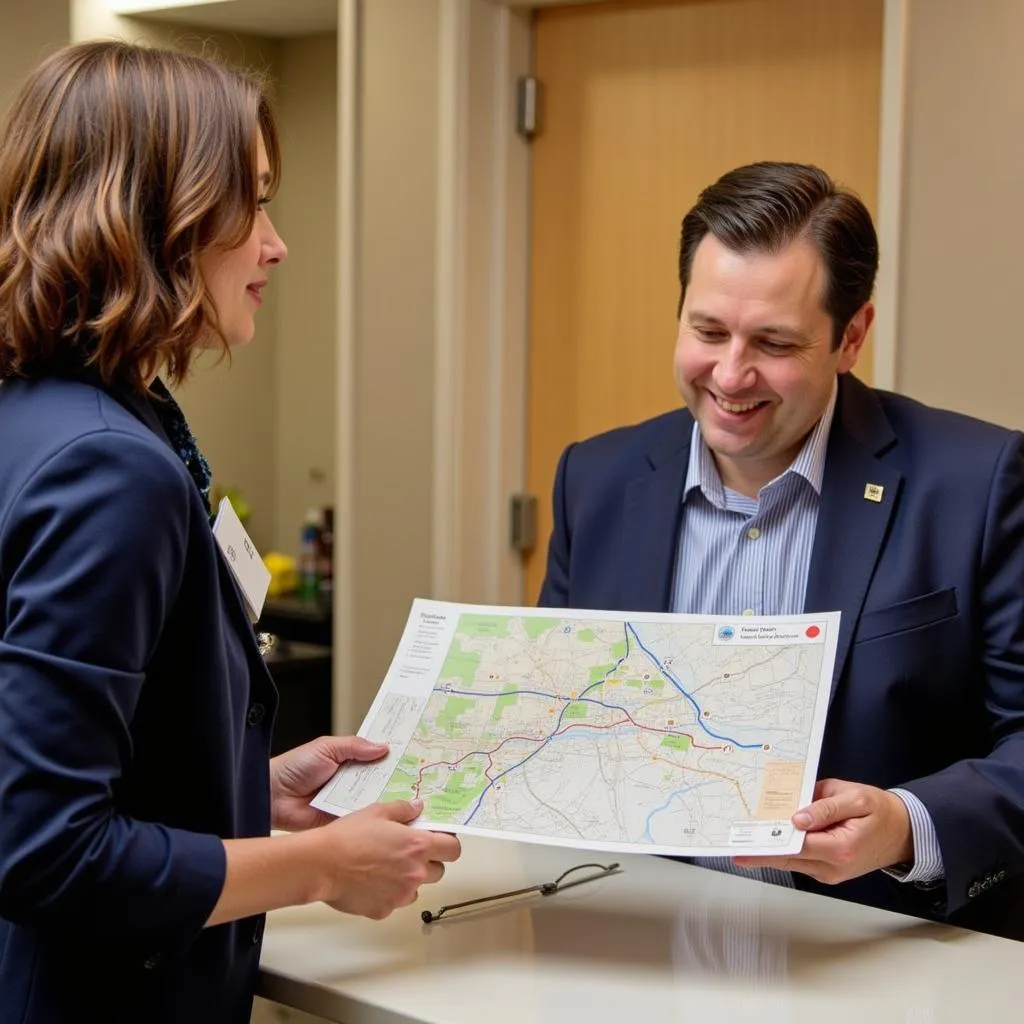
[677,161,878,349]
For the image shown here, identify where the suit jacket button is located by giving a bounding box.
[246,702,266,727]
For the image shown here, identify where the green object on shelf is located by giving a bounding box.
[213,485,251,525]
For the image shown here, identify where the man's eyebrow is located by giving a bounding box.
[757,324,809,343]
[687,312,810,343]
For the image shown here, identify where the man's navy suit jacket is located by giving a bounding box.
[539,372,1024,941]
[0,377,279,1022]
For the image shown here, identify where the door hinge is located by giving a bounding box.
[516,75,539,140]
[509,493,538,553]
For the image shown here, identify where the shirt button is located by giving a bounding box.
[746,526,761,540]
[246,703,266,727]
[742,608,755,616]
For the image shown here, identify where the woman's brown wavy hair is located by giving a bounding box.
[0,40,280,388]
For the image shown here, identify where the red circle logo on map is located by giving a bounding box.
[805,625,821,638]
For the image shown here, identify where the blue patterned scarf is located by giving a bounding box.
[147,377,213,518]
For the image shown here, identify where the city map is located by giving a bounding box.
[312,600,839,856]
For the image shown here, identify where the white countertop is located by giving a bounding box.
[258,837,1024,1023]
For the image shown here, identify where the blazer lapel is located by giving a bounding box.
[804,375,902,700]
[619,411,693,611]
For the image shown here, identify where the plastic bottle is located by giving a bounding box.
[299,508,322,600]
[317,506,334,602]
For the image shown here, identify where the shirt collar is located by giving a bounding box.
[684,377,838,505]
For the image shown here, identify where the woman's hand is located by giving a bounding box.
[270,735,388,831]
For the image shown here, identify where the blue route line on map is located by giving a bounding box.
[624,623,764,748]
[459,621,764,824]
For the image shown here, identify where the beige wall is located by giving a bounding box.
[71,0,132,40]
[0,1,69,114]
[272,32,338,556]
[449,0,531,607]
[897,0,1024,429]
[350,0,440,719]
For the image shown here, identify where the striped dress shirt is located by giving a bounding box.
[672,381,944,887]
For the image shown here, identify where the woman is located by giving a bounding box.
[0,41,460,1024]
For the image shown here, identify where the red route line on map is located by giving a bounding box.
[411,710,724,794]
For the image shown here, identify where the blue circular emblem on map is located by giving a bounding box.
[718,625,735,641]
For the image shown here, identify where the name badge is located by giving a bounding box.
[212,497,270,622]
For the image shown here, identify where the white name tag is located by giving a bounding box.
[212,497,270,622]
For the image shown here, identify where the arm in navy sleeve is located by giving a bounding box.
[0,430,225,950]
[900,433,1024,915]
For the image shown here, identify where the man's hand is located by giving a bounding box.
[732,778,914,884]
[270,735,388,832]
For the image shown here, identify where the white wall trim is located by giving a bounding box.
[874,0,909,392]
[431,0,471,601]
[333,0,360,733]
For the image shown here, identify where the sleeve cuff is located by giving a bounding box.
[884,788,945,884]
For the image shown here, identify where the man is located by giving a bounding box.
[538,161,1024,940]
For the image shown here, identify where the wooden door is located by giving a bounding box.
[525,0,883,602]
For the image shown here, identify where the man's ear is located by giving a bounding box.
[837,302,875,374]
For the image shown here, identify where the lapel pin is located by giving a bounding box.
[863,483,884,503]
